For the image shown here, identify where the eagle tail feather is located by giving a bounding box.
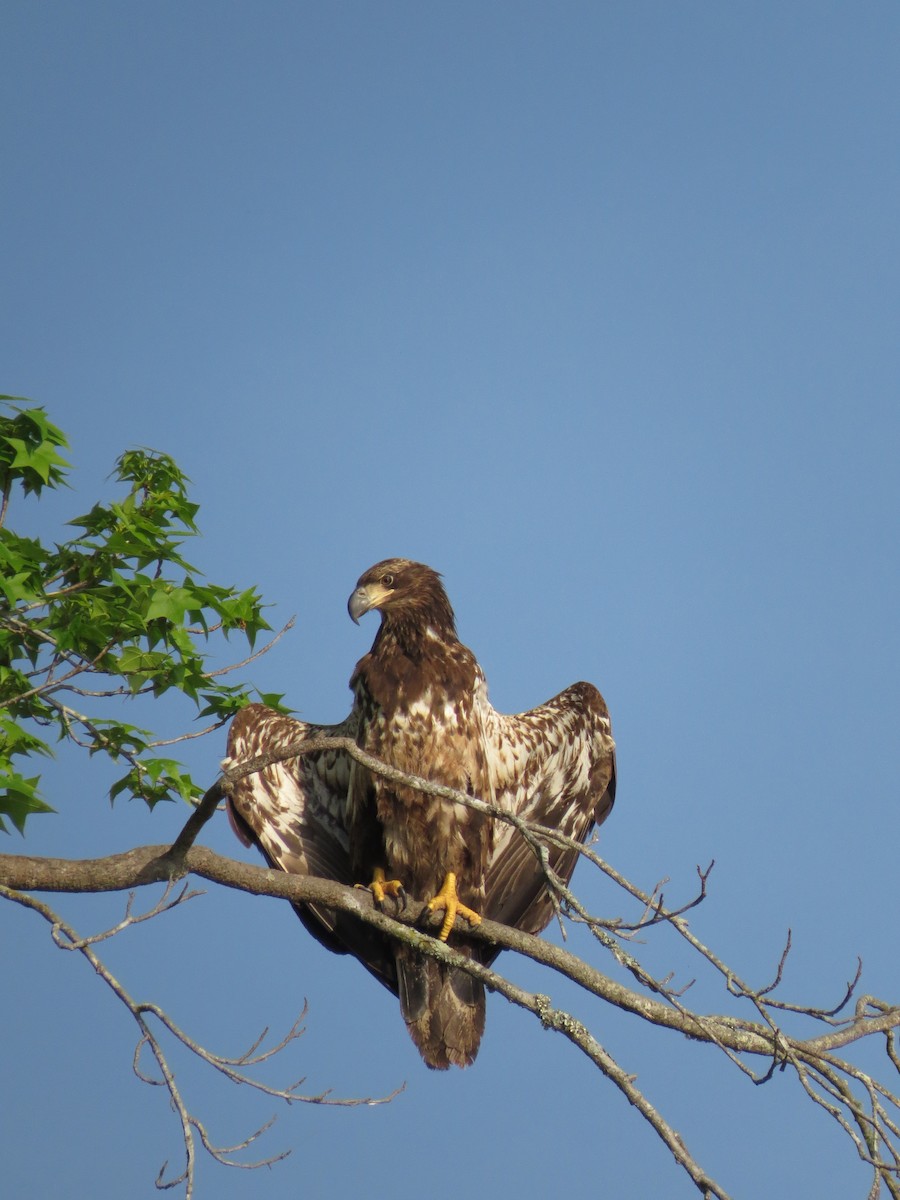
[395,947,485,1070]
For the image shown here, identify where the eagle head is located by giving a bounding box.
[348,558,457,637]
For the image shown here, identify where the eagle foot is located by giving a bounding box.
[357,866,406,910]
[425,871,482,942]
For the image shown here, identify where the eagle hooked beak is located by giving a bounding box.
[348,585,375,624]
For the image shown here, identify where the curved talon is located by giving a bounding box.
[425,871,482,942]
[356,866,406,908]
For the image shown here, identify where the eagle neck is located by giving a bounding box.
[375,613,456,659]
[354,609,464,710]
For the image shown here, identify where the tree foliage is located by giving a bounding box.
[0,396,282,833]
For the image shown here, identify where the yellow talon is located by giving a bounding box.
[356,866,405,906]
[425,871,482,942]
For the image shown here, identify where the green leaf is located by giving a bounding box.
[109,758,201,808]
[255,691,292,713]
[0,716,53,759]
[0,401,70,496]
[7,437,70,485]
[145,585,197,624]
[0,772,56,835]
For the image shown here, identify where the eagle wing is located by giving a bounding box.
[478,681,616,937]
[224,678,615,1020]
[223,703,398,993]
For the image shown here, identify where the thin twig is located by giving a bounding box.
[0,883,403,1200]
[203,616,296,678]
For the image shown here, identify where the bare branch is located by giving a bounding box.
[50,879,204,949]
[145,719,230,749]
[202,615,296,677]
[0,883,402,1200]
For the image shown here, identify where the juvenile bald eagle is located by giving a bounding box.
[225,559,616,1069]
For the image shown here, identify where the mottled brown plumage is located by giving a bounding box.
[225,558,616,1069]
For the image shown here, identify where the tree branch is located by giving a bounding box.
[3,842,897,1059]
[0,879,401,1200]
[3,738,899,1198]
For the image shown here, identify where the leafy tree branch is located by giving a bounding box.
[0,397,286,831]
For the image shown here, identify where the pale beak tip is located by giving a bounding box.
[348,588,368,624]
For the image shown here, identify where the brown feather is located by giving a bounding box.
[224,558,616,1069]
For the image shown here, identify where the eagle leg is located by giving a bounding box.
[425,871,482,942]
[356,866,406,909]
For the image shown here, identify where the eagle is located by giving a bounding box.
[224,559,616,1069]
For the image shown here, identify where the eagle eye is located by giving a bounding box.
[382,573,394,588]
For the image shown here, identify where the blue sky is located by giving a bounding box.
[2,4,899,1197]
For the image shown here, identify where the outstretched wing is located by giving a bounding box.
[479,681,616,936]
[223,703,398,993]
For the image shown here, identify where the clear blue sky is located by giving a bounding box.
[2,4,898,1197]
